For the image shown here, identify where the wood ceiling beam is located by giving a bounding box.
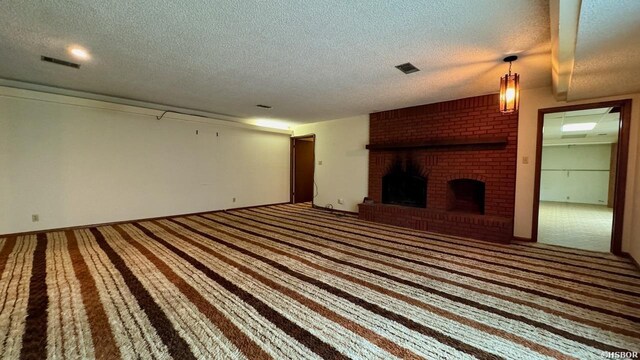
[550,0,582,101]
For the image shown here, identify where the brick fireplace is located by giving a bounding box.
[358,94,517,243]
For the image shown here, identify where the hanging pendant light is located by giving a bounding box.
[499,55,520,114]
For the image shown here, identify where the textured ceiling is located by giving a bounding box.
[0,0,551,123]
[568,0,640,101]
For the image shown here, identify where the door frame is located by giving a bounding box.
[290,134,316,204]
[531,99,632,254]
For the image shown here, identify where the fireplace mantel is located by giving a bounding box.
[365,136,507,151]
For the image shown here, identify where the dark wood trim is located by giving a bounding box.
[312,204,358,216]
[613,100,633,254]
[531,109,545,244]
[0,201,291,237]
[512,236,533,242]
[290,134,316,205]
[365,136,507,150]
[290,138,294,203]
[531,100,632,255]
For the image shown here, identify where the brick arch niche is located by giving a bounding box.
[359,94,517,243]
[447,178,485,214]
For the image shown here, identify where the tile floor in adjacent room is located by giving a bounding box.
[537,201,613,252]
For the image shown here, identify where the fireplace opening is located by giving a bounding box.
[447,179,485,214]
[382,159,426,208]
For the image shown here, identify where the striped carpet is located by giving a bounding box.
[1,203,639,359]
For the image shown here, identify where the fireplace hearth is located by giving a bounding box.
[382,158,426,208]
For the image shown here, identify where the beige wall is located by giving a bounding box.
[515,87,640,258]
[293,115,369,212]
[0,87,291,234]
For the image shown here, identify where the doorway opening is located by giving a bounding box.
[532,100,631,254]
[291,135,315,204]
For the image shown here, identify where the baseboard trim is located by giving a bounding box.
[0,201,291,237]
[312,204,358,216]
[621,252,640,270]
[512,236,533,242]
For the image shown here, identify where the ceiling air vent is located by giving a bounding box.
[395,62,420,74]
[41,56,80,69]
[256,104,272,109]
[561,134,588,139]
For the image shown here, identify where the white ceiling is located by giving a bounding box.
[2,1,638,125]
[0,0,551,124]
[567,0,640,101]
[543,107,620,146]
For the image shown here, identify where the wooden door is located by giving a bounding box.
[292,136,314,203]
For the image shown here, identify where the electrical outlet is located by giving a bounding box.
[338,198,344,204]
[32,214,39,222]
[318,160,323,165]
[232,197,236,203]
[522,156,529,164]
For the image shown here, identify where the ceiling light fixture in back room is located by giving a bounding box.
[499,55,520,114]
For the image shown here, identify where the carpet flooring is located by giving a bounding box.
[0,203,639,359]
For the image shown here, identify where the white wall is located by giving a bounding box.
[0,87,290,234]
[293,115,369,212]
[515,87,640,259]
[540,144,611,204]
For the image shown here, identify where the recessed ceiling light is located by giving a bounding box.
[69,47,90,60]
[562,123,596,132]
